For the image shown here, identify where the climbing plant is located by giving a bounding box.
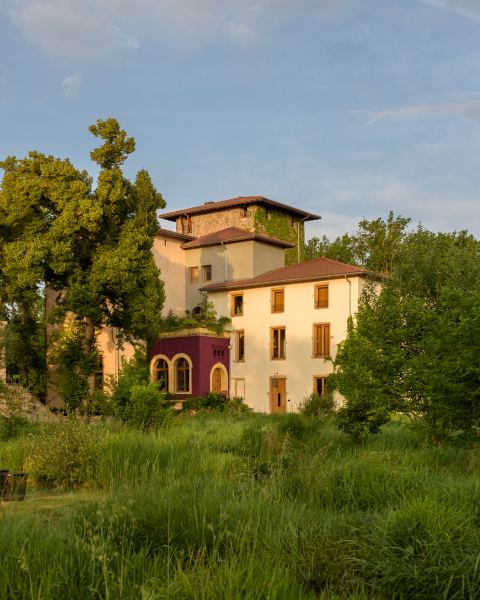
[252,207,303,265]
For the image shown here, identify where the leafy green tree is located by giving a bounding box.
[1,118,166,411]
[304,211,411,275]
[330,227,480,445]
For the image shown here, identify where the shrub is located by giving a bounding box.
[298,391,335,420]
[24,421,105,487]
[123,383,174,431]
[0,381,28,440]
[275,413,307,440]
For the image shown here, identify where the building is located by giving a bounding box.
[47,195,375,412]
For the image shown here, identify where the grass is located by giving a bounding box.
[1,413,480,599]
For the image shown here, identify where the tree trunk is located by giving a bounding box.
[20,301,28,383]
[84,317,95,357]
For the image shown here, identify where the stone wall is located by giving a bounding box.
[175,204,299,239]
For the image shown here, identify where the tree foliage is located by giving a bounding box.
[0,118,166,411]
[304,211,411,275]
[330,227,480,445]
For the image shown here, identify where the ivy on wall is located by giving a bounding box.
[252,207,305,266]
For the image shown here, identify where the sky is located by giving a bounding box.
[1,0,480,241]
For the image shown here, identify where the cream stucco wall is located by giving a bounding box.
[152,232,186,316]
[207,275,366,413]
[185,240,285,312]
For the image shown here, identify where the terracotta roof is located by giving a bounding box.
[157,228,195,241]
[181,227,295,249]
[159,196,321,221]
[199,256,373,291]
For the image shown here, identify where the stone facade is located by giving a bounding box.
[175,204,300,238]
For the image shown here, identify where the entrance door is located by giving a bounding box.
[212,368,222,393]
[270,377,286,413]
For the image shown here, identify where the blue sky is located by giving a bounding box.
[1,0,480,241]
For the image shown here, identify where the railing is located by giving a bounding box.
[315,299,328,308]
[272,303,284,312]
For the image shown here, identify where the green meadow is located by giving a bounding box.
[1,413,480,599]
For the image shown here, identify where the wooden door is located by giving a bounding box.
[270,378,286,413]
[212,368,222,393]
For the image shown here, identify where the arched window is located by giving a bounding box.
[156,359,169,391]
[176,357,190,392]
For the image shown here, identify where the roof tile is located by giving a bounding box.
[199,256,373,290]
[159,196,321,221]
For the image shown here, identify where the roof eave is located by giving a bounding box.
[199,271,377,292]
[181,236,295,249]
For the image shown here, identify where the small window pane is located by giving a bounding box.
[234,295,243,315]
[190,267,199,283]
[176,357,190,392]
[156,359,169,391]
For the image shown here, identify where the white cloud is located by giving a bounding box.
[417,0,480,22]
[7,0,354,60]
[349,101,480,125]
[62,71,84,100]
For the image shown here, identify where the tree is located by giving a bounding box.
[304,211,411,275]
[0,119,166,411]
[329,227,480,445]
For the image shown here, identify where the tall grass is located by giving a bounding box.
[1,413,480,598]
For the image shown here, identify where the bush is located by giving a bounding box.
[123,383,174,431]
[0,381,28,440]
[298,391,335,420]
[24,421,105,487]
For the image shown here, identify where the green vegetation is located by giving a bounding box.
[253,206,303,265]
[1,414,480,599]
[160,295,232,336]
[330,227,480,445]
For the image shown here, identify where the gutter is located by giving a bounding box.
[181,236,294,250]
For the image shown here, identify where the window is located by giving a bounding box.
[94,353,104,390]
[271,327,286,359]
[315,285,328,309]
[164,240,167,246]
[213,346,226,358]
[156,359,169,391]
[236,331,245,362]
[232,294,243,316]
[242,206,248,218]
[272,289,284,313]
[190,267,199,284]
[203,265,212,282]
[176,357,190,392]
[314,376,328,396]
[314,324,330,357]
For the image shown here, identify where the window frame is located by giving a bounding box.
[202,265,212,282]
[175,356,191,393]
[271,287,285,314]
[155,358,169,391]
[313,323,331,358]
[231,293,244,317]
[314,376,328,396]
[270,326,287,361]
[314,284,329,309]
[235,330,245,362]
[189,266,199,284]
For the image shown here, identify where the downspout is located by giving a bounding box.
[297,215,310,263]
[344,274,352,317]
[220,241,228,281]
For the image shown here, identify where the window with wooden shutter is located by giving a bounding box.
[272,290,284,313]
[314,324,330,357]
[315,285,328,308]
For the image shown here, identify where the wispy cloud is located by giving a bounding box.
[349,101,480,125]
[62,72,84,100]
[417,0,480,23]
[7,0,354,60]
